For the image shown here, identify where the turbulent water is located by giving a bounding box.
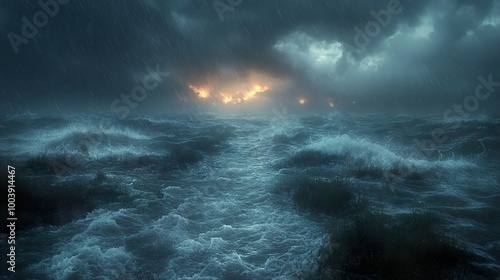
[1,113,499,279]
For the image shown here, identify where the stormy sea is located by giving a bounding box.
[1,113,499,280]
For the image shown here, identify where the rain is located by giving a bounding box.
[1,0,500,279]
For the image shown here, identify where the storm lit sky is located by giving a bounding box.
[1,0,500,116]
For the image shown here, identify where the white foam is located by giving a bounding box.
[307,134,400,170]
[305,134,476,172]
[33,209,138,279]
[11,122,151,158]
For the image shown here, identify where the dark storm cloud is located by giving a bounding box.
[1,0,499,115]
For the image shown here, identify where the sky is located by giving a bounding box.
[1,0,500,116]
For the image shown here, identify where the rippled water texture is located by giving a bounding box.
[0,113,499,279]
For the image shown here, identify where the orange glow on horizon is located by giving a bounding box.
[188,70,283,105]
[221,93,235,104]
[191,83,270,105]
[188,85,210,99]
[220,85,269,104]
[298,98,307,105]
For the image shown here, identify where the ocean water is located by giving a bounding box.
[1,113,499,279]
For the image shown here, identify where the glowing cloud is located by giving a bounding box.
[189,70,279,105]
[188,85,210,98]
[220,84,269,104]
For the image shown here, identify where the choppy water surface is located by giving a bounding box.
[0,113,499,279]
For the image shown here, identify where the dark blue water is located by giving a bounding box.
[1,113,499,279]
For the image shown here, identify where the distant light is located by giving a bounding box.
[325,98,335,108]
[298,98,307,105]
